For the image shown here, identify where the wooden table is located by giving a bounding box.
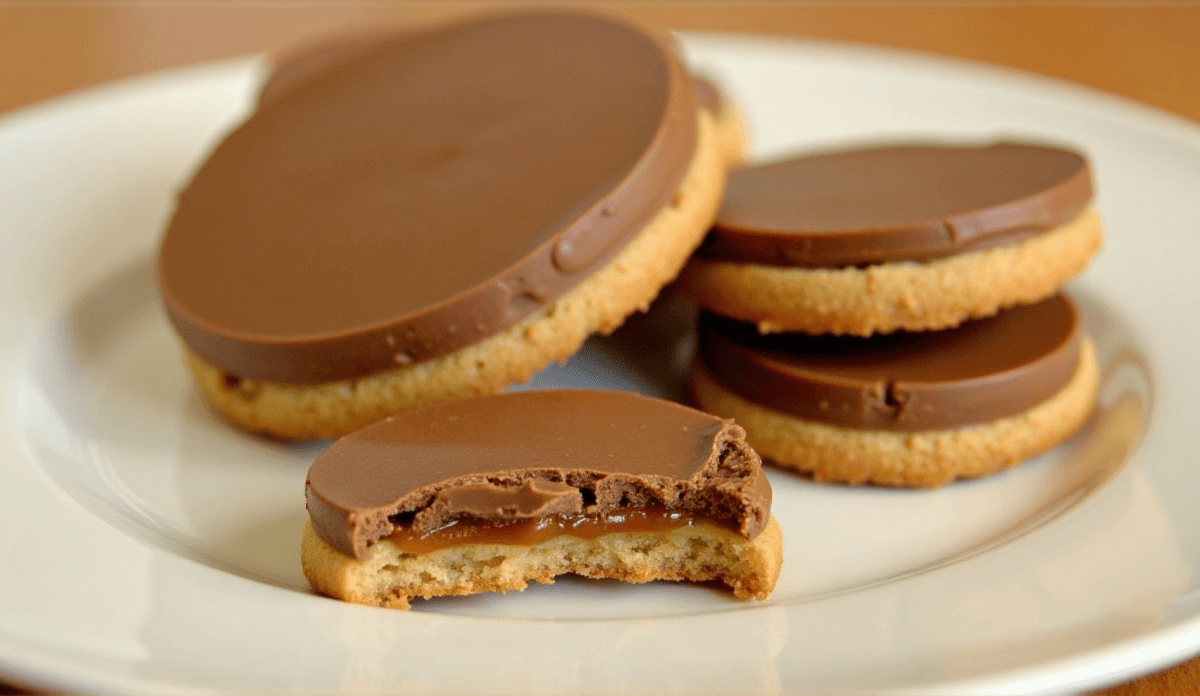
[1,4,1197,695]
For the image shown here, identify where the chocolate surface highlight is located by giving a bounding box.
[699,142,1092,267]
[158,11,697,383]
[305,390,772,560]
[698,294,1084,431]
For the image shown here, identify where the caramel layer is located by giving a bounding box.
[385,509,732,554]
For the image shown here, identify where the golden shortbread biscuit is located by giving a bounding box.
[689,338,1100,487]
[301,516,783,609]
[677,206,1103,336]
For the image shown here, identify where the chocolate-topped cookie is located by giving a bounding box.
[157,10,733,439]
[676,141,1103,335]
[689,294,1099,487]
[301,390,783,608]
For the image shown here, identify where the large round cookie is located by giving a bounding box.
[157,11,730,439]
[689,294,1099,487]
[676,142,1103,335]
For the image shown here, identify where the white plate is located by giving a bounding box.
[1,32,1198,696]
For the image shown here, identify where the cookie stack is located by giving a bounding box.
[153,8,1108,610]
[677,142,1103,486]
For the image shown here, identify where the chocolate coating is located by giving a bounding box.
[305,390,772,560]
[257,26,409,107]
[261,25,725,115]
[158,11,697,383]
[698,294,1084,431]
[699,142,1093,267]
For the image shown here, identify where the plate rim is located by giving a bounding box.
[2,30,1200,696]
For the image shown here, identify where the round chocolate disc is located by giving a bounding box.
[697,294,1084,431]
[698,142,1092,267]
[158,11,697,384]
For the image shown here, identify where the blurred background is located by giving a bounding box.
[2,2,1200,123]
[0,3,1197,695]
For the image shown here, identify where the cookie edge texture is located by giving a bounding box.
[676,206,1103,335]
[689,337,1100,487]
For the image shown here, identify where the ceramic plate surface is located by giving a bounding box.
[1,32,1199,696]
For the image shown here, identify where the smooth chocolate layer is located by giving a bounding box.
[305,390,772,560]
[257,26,409,106]
[698,294,1083,431]
[698,142,1092,267]
[158,10,697,384]
[261,24,725,114]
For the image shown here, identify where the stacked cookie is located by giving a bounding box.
[679,142,1103,487]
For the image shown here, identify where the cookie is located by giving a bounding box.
[688,294,1099,487]
[301,390,783,609]
[157,11,729,439]
[676,142,1103,335]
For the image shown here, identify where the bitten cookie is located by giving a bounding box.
[301,390,783,609]
[157,11,731,439]
[676,142,1103,335]
[689,294,1099,487]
